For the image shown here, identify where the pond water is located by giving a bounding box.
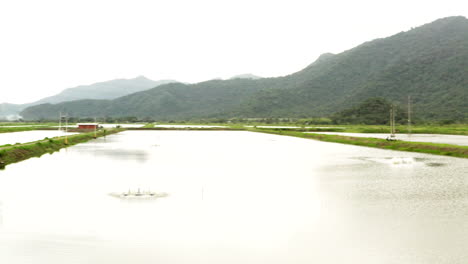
[0,131,467,264]
[308,132,468,146]
[0,130,77,146]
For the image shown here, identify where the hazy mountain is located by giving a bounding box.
[0,103,24,120]
[229,74,262,80]
[33,76,176,104]
[307,53,335,66]
[21,16,468,122]
[0,76,177,119]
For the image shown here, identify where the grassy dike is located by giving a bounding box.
[251,128,468,159]
[0,123,60,134]
[0,128,124,168]
[126,127,243,131]
[0,126,45,133]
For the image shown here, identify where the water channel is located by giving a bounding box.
[0,131,467,263]
[0,131,76,146]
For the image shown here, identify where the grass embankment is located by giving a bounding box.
[127,127,243,131]
[0,122,59,126]
[0,123,60,133]
[237,124,468,135]
[252,128,468,158]
[319,124,468,135]
[0,125,59,133]
[168,122,466,135]
[0,126,40,133]
[0,128,123,168]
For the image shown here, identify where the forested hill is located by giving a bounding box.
[21,16,468,121]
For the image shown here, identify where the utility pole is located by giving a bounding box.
[387,104,397,141]
[407,95,412,137]
[391,105,394,136]
[64,113,68,144]
[58,112,62,132]
[59,112,69,144]
[94,117,97,139]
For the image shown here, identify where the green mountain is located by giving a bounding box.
[0,76,177,120]
[21,16,468,122]
[240,16,468,120]
[21,79,271,120]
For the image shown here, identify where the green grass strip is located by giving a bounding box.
[251,128,468,159]
[0,128,123,168]
[0,126,43,133]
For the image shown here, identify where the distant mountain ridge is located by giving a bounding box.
[0,76,177,119]
[33,76,176,104]
[229,74,262,80]
[20,16,468,122]
[0,103,24,120]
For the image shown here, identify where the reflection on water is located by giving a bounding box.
[0,131,467,264]
[360,156,418,165]
[0,201,3,228]
[84,146,149,162]
[357,156,447,167]
[71,133,151,162]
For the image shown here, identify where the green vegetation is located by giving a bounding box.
[0,123,60,133]
[331,97,407,125]
[19,17,468,122]
[126,127,243,131]
[0,126,58,133]
[329,124,468,135]
[0,128,123,168]
[252,128,468,158]
[242,124,468,135]
[0,126,39,133]
[149,120,464,135]
[120,121,468,135]
[0,122,58,126]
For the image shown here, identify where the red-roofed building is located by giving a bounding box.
[77,123,99,130]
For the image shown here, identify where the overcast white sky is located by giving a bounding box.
[1,0,467,104]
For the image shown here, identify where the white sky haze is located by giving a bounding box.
[1,0,467,103]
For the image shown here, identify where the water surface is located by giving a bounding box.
[0,131,467,264]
